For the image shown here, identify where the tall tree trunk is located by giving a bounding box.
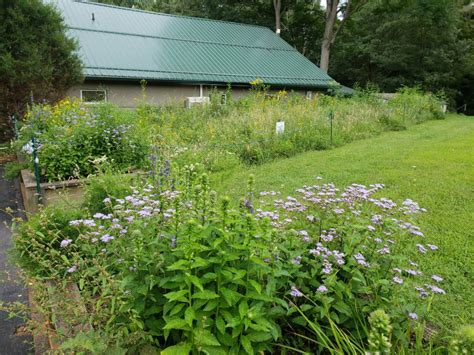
[320,0,338,72]
[274,0,281,36]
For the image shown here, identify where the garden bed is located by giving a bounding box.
[20,169,85,214]
[28,280,90,354]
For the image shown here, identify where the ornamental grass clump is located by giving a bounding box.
[14,166,446,353]
[14,99,148,181]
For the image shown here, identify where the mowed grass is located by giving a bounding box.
[212,114,474,333]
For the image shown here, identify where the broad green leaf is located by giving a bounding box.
[233,269,247,280]
[246,291,272,302]
[216,316,225,334]
[192,290,220,300]
[169,303,186,316]
[167,260,189,271]
[161,343,192,355]
[185,274,204,291]
[239,300,249,319]
[190,257,209,269]
[220,287,243,306]
[200,346,227,355]
[203,299,219,312]
[202,272,217,282]
[247,331,272,342]
[240,335,253,355]
[163,319,191,331]
[248,280,261,294]
[185,307,195,326]
[164,290,188,302]
[193,328,221,346]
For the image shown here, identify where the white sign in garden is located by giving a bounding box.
[276,120,285,134]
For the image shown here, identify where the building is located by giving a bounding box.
[52,0,335,108]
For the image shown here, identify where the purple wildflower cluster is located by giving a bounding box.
[63,184,186,273]
[256,179,445,302]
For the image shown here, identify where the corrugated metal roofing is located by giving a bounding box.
[50,0,334,88]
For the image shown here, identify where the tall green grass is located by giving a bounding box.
[134,87,444,171]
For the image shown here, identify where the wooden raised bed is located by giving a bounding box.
[20,169,85,214]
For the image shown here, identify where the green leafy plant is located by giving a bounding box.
[13,163,448,353]
[14,99,149,182]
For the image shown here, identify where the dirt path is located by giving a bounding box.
[0,166,32,354]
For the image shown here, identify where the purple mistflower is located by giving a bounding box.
[406,269,421,276]
[103,197,111,204]
[69,220,82,226]
[354,253,369,267]
[100,234,114,243]
[416,244,427,254]
[431,275,443,282]
[244,199,255,214]
[138,209,151,217]
[415,286,429,298]
[427,244,438,251]
[371,214,383,225]
[292,256,302,265]
[392,276,404,285]
[60,239,73,248]
[290,286,303,297]
[427,285,446,294]
[333,208,345,214]
[377,247,390,255]
[408,312,418,320]
[367,225,376,232]
[410,230,425,237]
[67,265,77,273]
[170,235,177,248]
[322,260,333,274]
[83,219,96,227]
[91,237,98,243]
[317,285,328,293]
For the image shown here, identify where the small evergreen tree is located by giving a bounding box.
[0,0,83,140]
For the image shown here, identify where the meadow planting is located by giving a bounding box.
[10,87,467,353]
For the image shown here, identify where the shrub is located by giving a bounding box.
[15,167,446,353]
[14,99,149,182]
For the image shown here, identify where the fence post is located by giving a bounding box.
[31,137,43,205]
[328,110,334,146]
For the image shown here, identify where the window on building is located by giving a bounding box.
[80,89,107,103]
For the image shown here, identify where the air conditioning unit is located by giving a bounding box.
[185,96,210,109]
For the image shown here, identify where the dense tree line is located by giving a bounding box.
[0,0,82,140]
[97,0,473,112]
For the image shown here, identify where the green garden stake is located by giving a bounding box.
[32,137,43,204]
[328,110,334,146]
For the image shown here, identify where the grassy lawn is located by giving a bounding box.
[212,114,474,333]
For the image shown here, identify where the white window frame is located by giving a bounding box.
[80,89,107,103]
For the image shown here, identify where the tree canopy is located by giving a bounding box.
[94,0,472,111]
[0,0,83,130]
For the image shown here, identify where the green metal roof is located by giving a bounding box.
[51,0,334,88]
